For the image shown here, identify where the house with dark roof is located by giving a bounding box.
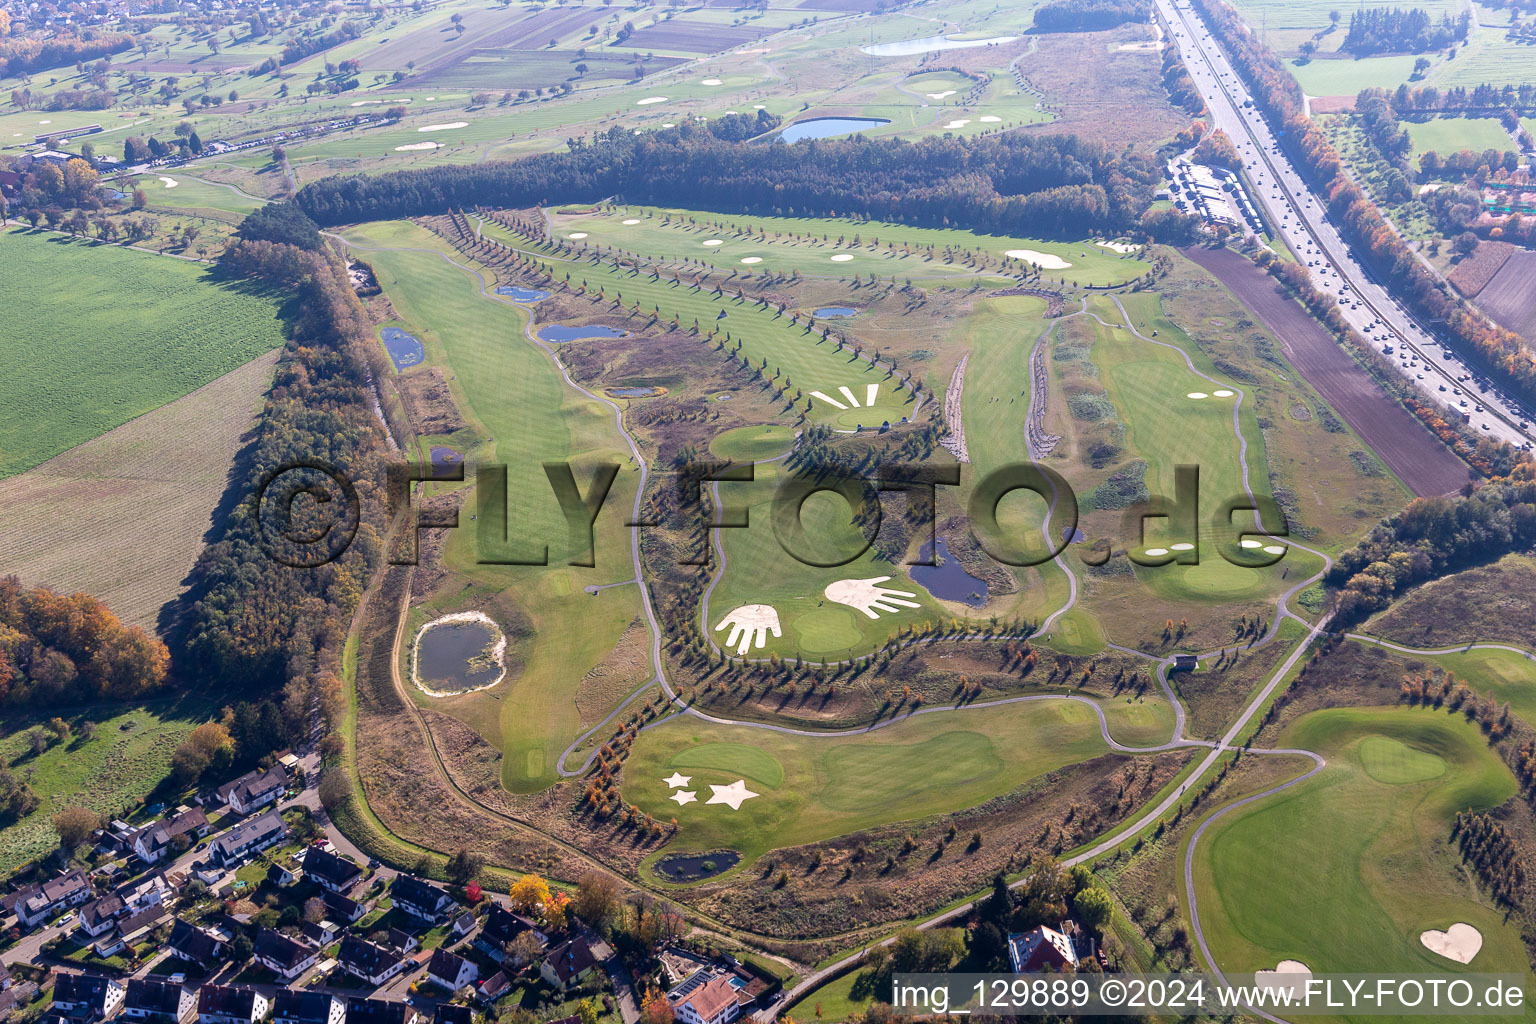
[474,906,546,963]
[166,919,226,968]
[302,848,362,894]
[196,985,268,1024]
[432,1005,473,1024]
[322,890,366,924]
[122,980,196,1024]
[271,990,344,1024]
[343,999,420,1024]
[540,936,598,991]
[427,948,478,992]
[77,895,128,938]
[450,911,476,940]
[209,810,287,865]
[52,975,124,1021]
[669,977,739,1024]
[17,870,91,927]
[337,936,406,986]
[91,906,168,959]
[253,928,318,981]
[1007,923,1081,973]
[131,808,210,864]
[215,767,288,816]
[299,920,339,947]
[389,876,453,923]
[476,973,512,1003]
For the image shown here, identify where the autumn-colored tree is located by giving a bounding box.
[640,994,674,1024]
[172,721,234,783]
[509,873,551,915]
[52,805,101,850]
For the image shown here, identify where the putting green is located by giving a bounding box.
[1358,735,1446,785]
[627,698,1108,866]
[1192,707,1526,992]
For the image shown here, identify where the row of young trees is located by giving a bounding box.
[295,123,1161,239]
[1190,0,1536,404]
[0,577,170,706]
[1342,6,1471,54]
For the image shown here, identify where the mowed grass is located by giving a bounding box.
[1403,116,1513,162]
[0,351,278,629]
[343,220,644,793]
[0,229,287,478]
[624,697,1108,868]
[0,696,212,875]
[1192,707,1529,1000]
[1366,641,1536,726]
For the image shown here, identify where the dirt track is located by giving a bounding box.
[1183,246,1469,497]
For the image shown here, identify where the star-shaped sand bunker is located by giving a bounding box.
[669,790,698,806]
[705,779,759,810]
[663,772,691,788]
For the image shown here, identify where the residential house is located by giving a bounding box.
[216,767,288,816]
[17,870,91,927]
[343,999,420,1024]
[0,961,12,990]
[122,980,196,1024]
[427,949,478,992]
[476,973,512,1003]
[668,975,741,1024]
[321,890,366,925]
[299,920,338,947]
[166,919,226,968]
[253,928,318,982]
[208,810,287,866]
[433,1006,473,1024]
[302,849,362,895]
[91,906,168,959]
[52,975,124,1021]
[385,928,417,955]
[1007,924,1081,973]
[77,896,128,939]
[449,912,476,940]
[389,876,453,923]
[131,808,210,864]
[271,990,344,1024]
[540,936,598,991]
[196,986,268,1024]
[474,907,545,964]
[337,937,406,987]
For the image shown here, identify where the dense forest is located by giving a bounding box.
[182,208,386,739]
[1033,0,1150,32]
[296,124,1160,239]
[1342,7,1471,55]
[1191,0,1536,403]
[0,578,170,706]
[0,32,134,78]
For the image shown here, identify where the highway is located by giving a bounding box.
[1157,0,1536,453]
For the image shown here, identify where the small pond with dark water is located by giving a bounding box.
[607,386,663,398]
[416,619,502,693]
[814,307,858,318]
[653,849,742,883]
[380,326,425,371]
[540,324,629,343]
[429,446,462,478]
[910,538,989,606]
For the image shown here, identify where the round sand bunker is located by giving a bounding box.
[740,256,762,264]
[1187,392,1208,399]
[829,254,854,262]
[1256,961,1311,996]
[395,141,441,151]
[703,238,724,246]
[1005,249,1071,269]
[411,611,507,697]
[702,78,723,85]
[1212,389,1235,397]
[1421,924,1481,963]
[569,232,588,239]
[622,218,641,224]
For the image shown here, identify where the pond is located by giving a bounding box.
[780,117,892,143]
[429,445,462,478]
[653,849,742,883]
[494,285,550,303]
[539,324,629,343]
[814,307,858,318]
[606,386,663,398]
[380,326,425,371]
[910,538,989,607]
[860,34,1017,57]
[413,613,506,695]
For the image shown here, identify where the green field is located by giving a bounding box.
[624,697,1109,869]
[1192,707,1528,1004]
[0,228,287,478]
[1403,116,1514,162]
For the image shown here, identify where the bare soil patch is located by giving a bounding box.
[1016,26,1186,148]
[1447,239,1518,298]
[1472,249,1536,341]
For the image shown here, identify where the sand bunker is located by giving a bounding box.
[979,115,1002,122]
[927,89,956,99]
[1256,961,1312,997]
[829,254,854,262]
[637,96,668,105]
[569,232,588,239]
[1004,249,1071,269]
[740,256,763,264]
[394,141,440,151]
[1170,542,1195,551]
[703,238,724,246]
[37,119,51,124]
[622,218,641,224]
[410,611,507,697]
[1096,240,1139,253]
[1187,392,1208,399]
[944,118,971,128]
[1212,389,1235,397]
[702,77,723,85]
[1144,547,1169,557]
[350,99,382,106]
[754,104,766,109]
[662,122,676,128]
[1421,924,1482,964]
[418,121,468,131]
[159,176,178,188]
[1240,539,1263,549]
[1262,545,1286,555]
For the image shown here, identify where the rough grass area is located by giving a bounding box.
[1360,554,1536,649]
[0,229,287,478]
[0,351,277,629]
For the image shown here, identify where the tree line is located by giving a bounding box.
[0,31,133,78]
[1342,7,1470,55]
[295,123,1161,239]
[1191,0,1536,405]
[0,578,169,706]
[1033,0,1150,32]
